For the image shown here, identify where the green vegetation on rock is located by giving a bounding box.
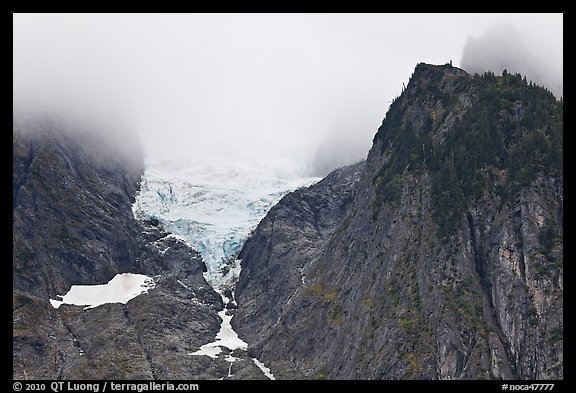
[372,64,563,239]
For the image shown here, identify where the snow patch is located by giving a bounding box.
[190,345,221,359]
[252,358,276,380]
[190,308,248,359]
[49,273,156,310]
[177,279,194,293]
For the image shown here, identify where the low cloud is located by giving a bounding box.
[13,14,562,178]
[460,23,563,98]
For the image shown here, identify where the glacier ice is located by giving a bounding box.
[133,157,319,292]
[132,155,319,380]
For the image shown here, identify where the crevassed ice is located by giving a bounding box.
[133,155,319,380]
[132,157,319,291]
[49,273,156,310]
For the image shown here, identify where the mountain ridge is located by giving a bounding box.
[12,118,267,379]
[12,62,563,380]
[233,62,563,379]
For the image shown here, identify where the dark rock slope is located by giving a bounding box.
[233,63,563,380]
[13,117,264,379]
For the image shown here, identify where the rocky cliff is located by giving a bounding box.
[233,63,563,380]
[13,117,265,379]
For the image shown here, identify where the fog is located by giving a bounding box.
[13,13,562,176]
[460,22,563,99]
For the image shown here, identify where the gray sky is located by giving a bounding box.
[13,13,563,176]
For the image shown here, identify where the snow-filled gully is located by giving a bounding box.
[189,291,276,380]
[133,157,319,380]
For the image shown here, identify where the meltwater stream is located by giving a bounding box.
[133,155,319,379]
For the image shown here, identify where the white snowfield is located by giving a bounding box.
[189,308,247,360]
[49,273,156,310]
[133,155,315,380]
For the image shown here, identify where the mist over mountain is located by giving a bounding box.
[234,63,563,379]
[13,14,562,382]
[13,14,563,176]
[460,23,563,99]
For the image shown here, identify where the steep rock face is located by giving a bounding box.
[13,117,144,299]
[233,162,364,379]
[12,118,264,379]
[233,64,563,380]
